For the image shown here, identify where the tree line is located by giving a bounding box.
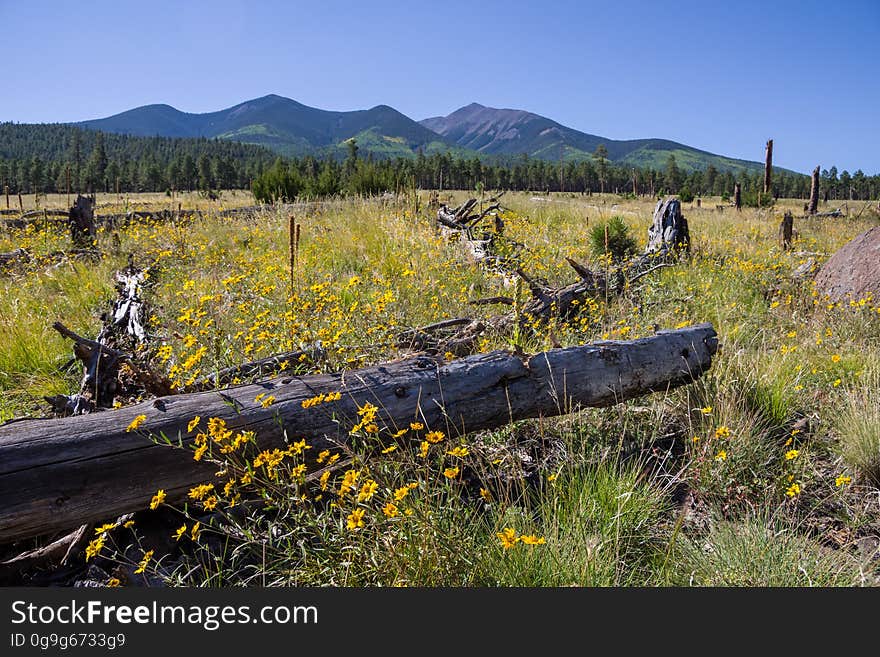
[0,123,276,195]
[3,123,879,202]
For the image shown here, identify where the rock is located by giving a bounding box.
[814,226,880,302]
[792,257,817,280]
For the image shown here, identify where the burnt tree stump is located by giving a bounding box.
[647,197,690,255]
[808,166,820,214]
[69,194,96,247]
[779,211,794,251]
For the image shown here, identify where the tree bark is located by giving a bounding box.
[0,324,718,543]
[808,166,820,214]
[764,139,773,194]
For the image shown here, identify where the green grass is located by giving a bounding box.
[2,190,879,587]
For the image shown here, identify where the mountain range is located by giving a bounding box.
[76,94,765,174]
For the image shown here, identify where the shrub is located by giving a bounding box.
[589,215,638,264]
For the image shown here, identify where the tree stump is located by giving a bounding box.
[69,194,96,247]
[779,211,793,251]
[647,197,690,255]
[808,166,820,214]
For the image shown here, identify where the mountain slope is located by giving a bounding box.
[421,103,764,174]
[77,95,453,158]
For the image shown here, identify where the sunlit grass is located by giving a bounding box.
[2,190,879,586]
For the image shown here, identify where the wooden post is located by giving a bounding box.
[808,166,820,214]
[764,139,773,194]
[632,169,637,196]
[4,184,8,209]
[696,198,701,208]
[18,193,23,213]
[66,164,71,208]
[779,211,793,250]
[288,216,301,295]
[734,183,742,211]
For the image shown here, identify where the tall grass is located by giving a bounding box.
[2,191,879,586]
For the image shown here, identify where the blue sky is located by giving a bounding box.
[1,0,878,174]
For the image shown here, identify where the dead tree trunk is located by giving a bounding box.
[68,195,96,248]
[779,211,793,251]
[45,264,173,416]
[734,183,742,211]
[808,166,820,214]
[0,324,719,543]
[647,197,690,255]
[764,139,773,194]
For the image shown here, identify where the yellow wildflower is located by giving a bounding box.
[785,482,801,497]
[443,467,460,479]
[187,416,201,432]
[520,535,546,546]
[85,535,105,561]
[447,446,469,458]
[358,480,379,502]
[382,502,399,518]
[425,431,445,444]
[134,550,154,575]
[715,450,727,461]
[149,489,166,510]
[784,449,799,461]
[835,475,852,487]
[173,525,187,541]
[714,426,731,439]
[126,414,147,432]
[347,508,365,531]
[188,483,214,500]
[497,528,519,549]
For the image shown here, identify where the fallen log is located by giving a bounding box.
[0,323,718,543]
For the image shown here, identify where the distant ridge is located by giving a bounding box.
[421,102,765,174]
[71,94,765,172]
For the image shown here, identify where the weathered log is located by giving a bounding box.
[188,346,325,392]
[0,248,30,267]
[808,166,820,215]
[0,324,719,543]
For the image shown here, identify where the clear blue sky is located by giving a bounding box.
[2,0,878,174]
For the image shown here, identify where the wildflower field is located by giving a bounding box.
[1,190,879,586]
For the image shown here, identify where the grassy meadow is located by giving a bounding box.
[1,189,878,586]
